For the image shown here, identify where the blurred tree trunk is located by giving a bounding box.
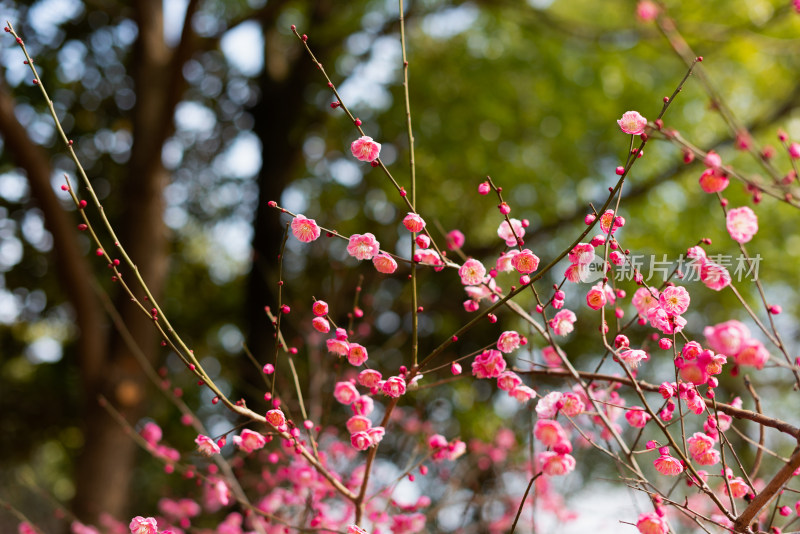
[247,0,347,361]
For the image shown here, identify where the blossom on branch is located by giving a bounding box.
[617,110,647,135]
[350,136,381,162]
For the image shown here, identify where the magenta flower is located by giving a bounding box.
[129,516,158,534]
[735,339,769,369]
[265,408,286,430]
[586,284,607,310]
[194,434,220,456]
[333,381,359,404]
[402,212,426,232]
[549,309,576,336]
[617,110,647,135]
[620,348,647,368]
[346,415,371,434]
[496,330,522,353]
[458,258,486,285]
[347,525,369,534]
[625,407,651,428]
[636,0,659,22]
[358,369,382,388]
[509,384,537,403]
[496,370,522,392]
[534,419,568,447]
[446,229,465,250]
[698,168,729,193]
[232,429,267,453]
[659,285,690,316]
[471,349,507,379]
[536,391,564,419]
[372,252,397,274]
[312,300,328,316]
[290,214,321,242]
[538,451,576,476]
[726,206,758,243]
[700,261,731,291]
[382,376,407,397]
[636,512,668,534]
[511,248,540,274]
[497,218,525,246]
[704,320,750,357]
[653,453,683,476]
[350,135,381,162]
[350,431,372,451]
[347,232,380,260]
[347,343,369,366]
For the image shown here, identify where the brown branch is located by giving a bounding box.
[734,445,800,533]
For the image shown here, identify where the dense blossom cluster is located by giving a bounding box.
[11,10,800,534]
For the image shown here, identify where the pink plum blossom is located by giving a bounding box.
[350,136,381,162]
[735,338,769,369]
[265,408,287,430]
[625,407,651,428]
[568,243,595,265]
[496,371,522,391]
[700,261,731,291]
[312,316,330,333]
[358,369,382,388]
[704,320,750,357]
[459,258,486,285]
[382,376,407,397]
[347,233,380,260]
[496,250,518,272]
[232,429,267,453]
[620,349,647,368]
[334,381,360,404]
[312,300,328,316]
[471,349,507,379]
[291,215,321,243]
[402,213,426,232]
[347,526,369,534]
[351,395,374,416]
[511,249,540,274]
[195,434,220,456]
[653,452,683,476]
[726,206,758,243]
[347,343,369,366]
[535,391,564,419]
[698,168,729,193]
[497,330,522,353]
[351,431,372,451]
[636,512,668,534]
[561,392,585,416]
[538,451,576,476]
[586,284,607,310]
[372,253,398,274]
[327,337,350,356]
[549,309,576,336]
[346,416,372,434]
[509,385,537,402]
[659,285,690,316]
[129,517,158,534]
[446,229,465,249]
[140,422,162,446]
[534,419,568,447]
[617,111,647,135]
[497,218,525,246]
[632,287,659,317]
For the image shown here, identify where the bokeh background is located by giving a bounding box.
[1,0,800,532]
